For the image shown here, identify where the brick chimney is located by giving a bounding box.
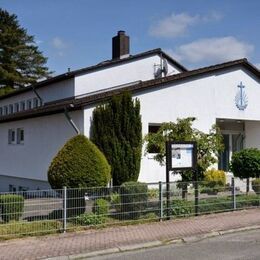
[112,31,130,59]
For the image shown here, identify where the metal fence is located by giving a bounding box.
[0,178,259,239]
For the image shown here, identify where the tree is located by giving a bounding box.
[91,92,142,186]
[230,148,260,193]
[144,118,224,197]
[48,135,111,216]
[0,8,51,92]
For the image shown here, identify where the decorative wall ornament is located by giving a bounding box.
[235,82,248,110]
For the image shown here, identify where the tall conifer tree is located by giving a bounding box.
[0,8,51,92]
[91,92,142,186]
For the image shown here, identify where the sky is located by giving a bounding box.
[1,0,259,75]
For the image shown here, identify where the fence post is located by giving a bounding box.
[194,181,199,216]
[63,186,67,233]
[159,182,163,221]
[232,177,236,210]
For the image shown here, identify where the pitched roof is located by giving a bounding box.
[0,48,187,101]
[0,58,259,124]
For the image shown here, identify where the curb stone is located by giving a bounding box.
[45,225,260,260]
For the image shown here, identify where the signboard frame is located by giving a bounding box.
[166,141,197,171]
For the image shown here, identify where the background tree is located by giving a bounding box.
[48,135,111,216]
[144,118,224,198]
[91,92,142,186]
[0,8,51,94]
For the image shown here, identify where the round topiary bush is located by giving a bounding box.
[48,135,111,217]
[48,135,111,189]
[230,148,260,179]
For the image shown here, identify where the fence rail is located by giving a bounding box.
[0,178,259,239]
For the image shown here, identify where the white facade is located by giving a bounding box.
[0,45,259,191]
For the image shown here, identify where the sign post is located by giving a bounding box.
[165,141,197,219]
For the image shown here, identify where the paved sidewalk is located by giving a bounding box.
[0,209,259,260]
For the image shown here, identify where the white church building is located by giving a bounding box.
[0,31,259,192]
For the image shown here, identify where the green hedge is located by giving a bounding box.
[0,194,24,223]
[120,182,148,219]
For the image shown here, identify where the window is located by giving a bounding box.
[147,124,161,153]
[17,128,24,144]
[9,185,16,192]
[3,106,8,115]
[27,99,32,110]
[9,104,14,114]
[33,98,39,108]
[8,129,16,144]
[20,101,25,111]
[14,103,19,113]
[0,107,2,116]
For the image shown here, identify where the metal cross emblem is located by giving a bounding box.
[235,82,248,110]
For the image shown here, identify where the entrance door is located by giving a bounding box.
[218,133,244,171]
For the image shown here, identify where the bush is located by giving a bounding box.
[92,199,109,216]
[110,193,121,212]
[48,135,111,189]
[48,135,111,217]
[204,168,226,186]
[252,179,260,194]
[0,194,24,223]
[148,188,159,199]
[76,213,105,226]
[120,182,148,219]
[165,199,194,218]
[203,168,226,193]
[230,148,260,179]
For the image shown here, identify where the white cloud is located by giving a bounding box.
[255,63,260,69]
[52,37,67,49]
[167,37,254,64]
[149,12,222,38]
[51,37,68,56]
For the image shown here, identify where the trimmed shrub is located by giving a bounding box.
[48,135,111,217]
[92,199,109,216]
[48,135,111,189]
[120,182,148,219]
[252,178,260,194]
[76,213,105,226]
[0,194,24,223]
[230,148,260,179]
[91,92,142,186]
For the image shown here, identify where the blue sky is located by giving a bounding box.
[1,0,259,75]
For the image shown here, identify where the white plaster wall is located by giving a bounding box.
[75,55,181,96]
[0,111,84,186]
[83,66,259,184]
[245,120,260,149]
[0,78,75,109]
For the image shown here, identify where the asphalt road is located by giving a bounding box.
[92,229,260,260]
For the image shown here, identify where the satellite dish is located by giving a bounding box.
[162,58,168,76]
